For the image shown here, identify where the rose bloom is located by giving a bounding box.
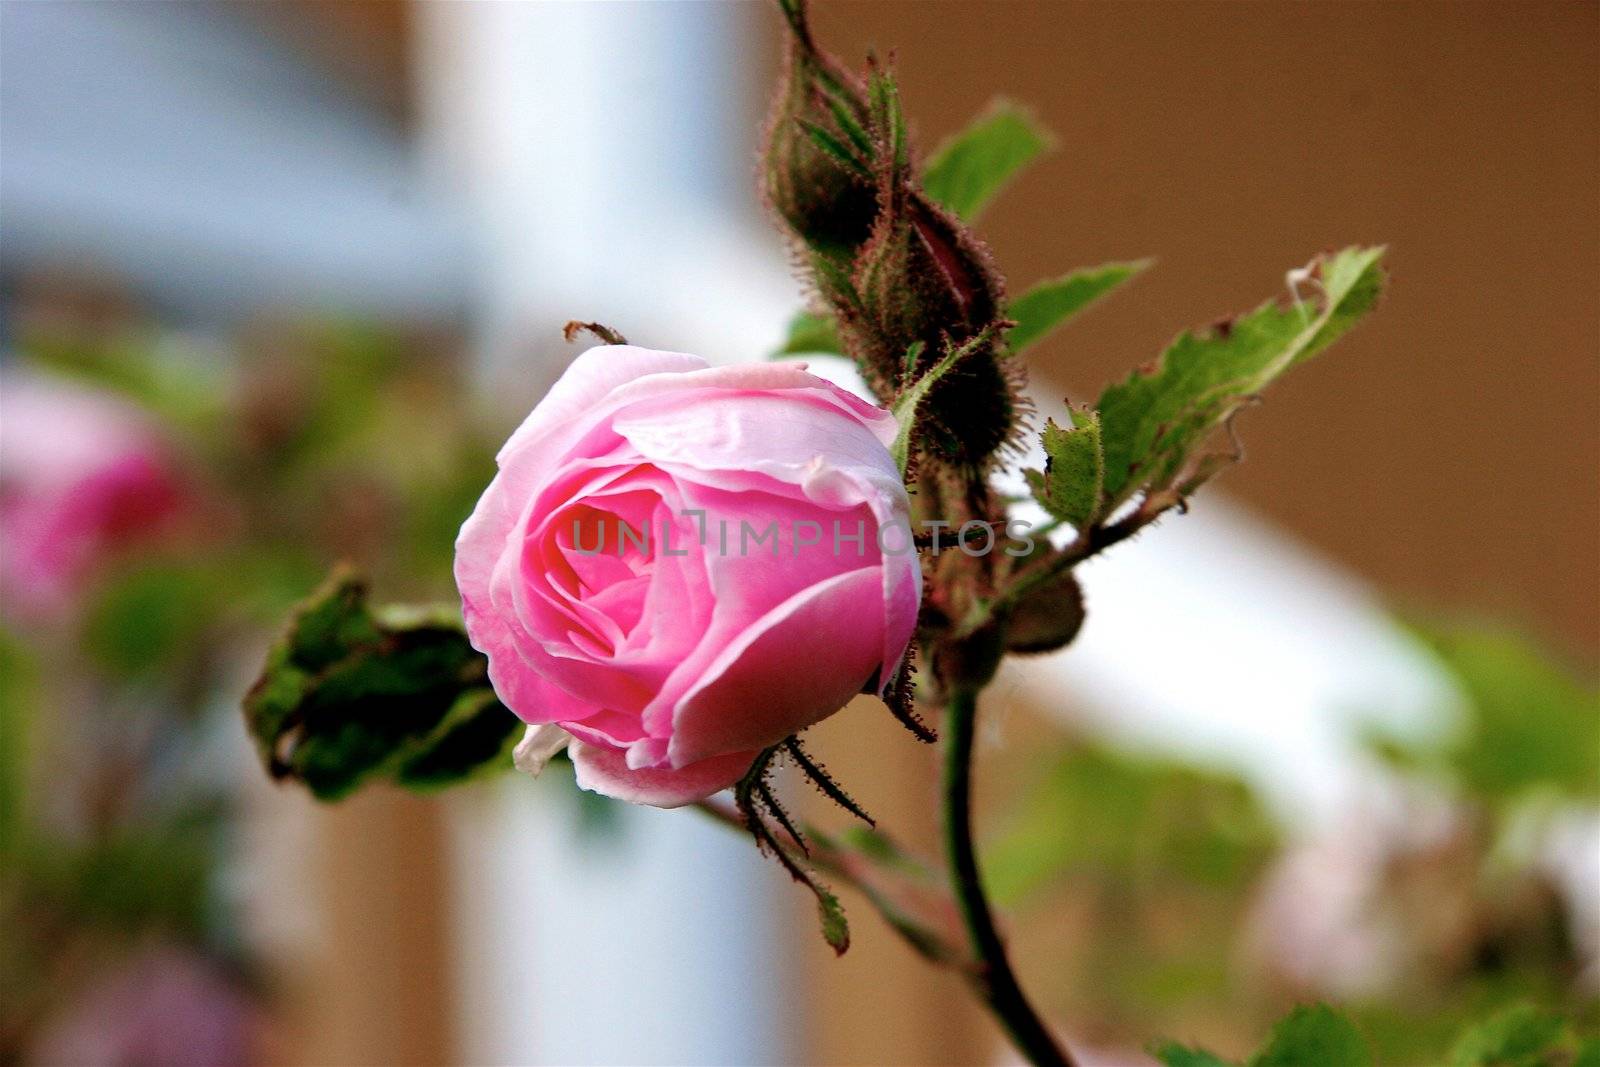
[455,346,920,807]
[0,369,184,616]
[28,945,258,1067]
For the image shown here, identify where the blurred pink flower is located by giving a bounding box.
[1,369,184,616]
[455,346,920,807]
[28,945,257,1067]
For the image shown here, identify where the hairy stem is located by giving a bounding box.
[942,688,1075,1067]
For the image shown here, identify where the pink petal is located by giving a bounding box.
[512,725,572,777]
[668,566,886,767]
[569,741,754,808]
[496,345,706,470]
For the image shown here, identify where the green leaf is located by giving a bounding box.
[1151,1043,1234,1067]
[922,99,1053,221]
[1428,624,1599,801]
[1097,246,1385,507]
[1027,406,1104,529]
[1007,260,1151,354]
[243,568,520,800]
[1250,1005,1372,1067]
[1449,1004,1571,1067]
[773,310,843,357]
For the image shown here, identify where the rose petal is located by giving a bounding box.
[512,724,572,777]
[569,741,754,807]
[496,346,707,473]
[669,566,886,767]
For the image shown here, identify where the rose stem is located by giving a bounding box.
[942,687,1076,1067]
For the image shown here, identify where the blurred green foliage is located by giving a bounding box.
[998,615,1596,1062]
[1155,1003,1372,1067]
[1368,622,1599,806]
[985,742,1279,1048]
[2,305,510,1059]
[0,632,34,861]
[1158,1001,1600,1067]
[987,745,1277,907]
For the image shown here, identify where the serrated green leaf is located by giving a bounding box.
[1008,260,1150,354]
[1028,407,1104,529]
[243,568,520,800]
[1151,1042,1234,1067]
[1098,246,1385,507]
[773,310,843,357]
[1448,1004,1570,1067]
[1250,1005,1372,1067]
[922,99,1052,221]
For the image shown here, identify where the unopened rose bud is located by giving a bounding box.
[849,187,1018,469]
[1000,568,1085,654]
[932,618,1005,693]
[761,0,880,258]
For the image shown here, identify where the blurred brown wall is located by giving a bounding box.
[793,3,1599,1062]
[809,0,1600,655]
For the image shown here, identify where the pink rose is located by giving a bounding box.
[0,369,184,616]
[455,346,921,807]
[28,945,258,1067]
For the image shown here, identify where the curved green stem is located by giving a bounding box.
[942,688,1076,1067]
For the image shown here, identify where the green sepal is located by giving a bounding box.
[889,329,999,474]
[735,744,851,954]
